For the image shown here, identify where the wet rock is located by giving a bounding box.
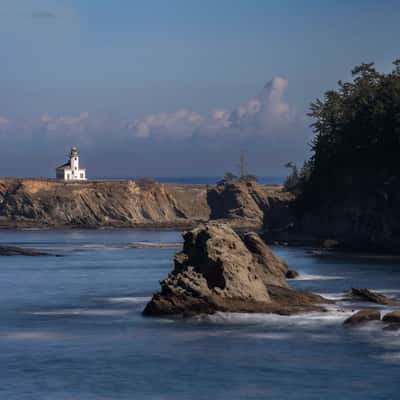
[286,270,299,279]
[143,223,327,317]
[382,311,400,324]
[0,245,53,256]
[349,288,395,305]
[344,309,381,325]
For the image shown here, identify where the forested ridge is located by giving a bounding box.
[296,60,400,209]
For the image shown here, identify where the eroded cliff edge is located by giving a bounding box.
[0,178,290,229]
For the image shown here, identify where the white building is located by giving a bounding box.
[56,146,87,181]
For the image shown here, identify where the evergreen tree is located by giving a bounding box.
[298,59,400,208]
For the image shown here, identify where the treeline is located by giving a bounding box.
[285,59,400,208]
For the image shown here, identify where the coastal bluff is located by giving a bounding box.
[0,178,289,229]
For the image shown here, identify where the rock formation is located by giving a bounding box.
[262,191,400,253]
[348,288,395,305]
[344,310,381,325]
[382,311,400,324]
[0,245,53,256]
[207,181,293,230]
[143,223,327,316]
[0,178,288,229]
[286,269,299,279]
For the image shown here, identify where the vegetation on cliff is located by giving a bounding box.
[293,59,400,208]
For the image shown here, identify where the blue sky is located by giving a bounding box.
[0,0,399,177]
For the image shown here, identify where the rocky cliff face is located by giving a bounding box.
[143,223,326,316]
[263,191,400,252]
[0,178,210,228]
[207,181,293,229]
[0,178,290,229]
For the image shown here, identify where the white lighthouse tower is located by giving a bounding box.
[56,146,87,181]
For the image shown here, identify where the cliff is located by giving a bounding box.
[0,178,209,228]
[262,190,400,253]
[207,181,293,229]
[0,178,289,229]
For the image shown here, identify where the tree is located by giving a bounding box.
[284,162,299,192]
[298,59,400,208]
[217,172,238,186]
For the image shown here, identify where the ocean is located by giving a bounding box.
[0,229,399,400]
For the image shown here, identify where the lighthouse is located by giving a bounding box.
[56,146,87,181]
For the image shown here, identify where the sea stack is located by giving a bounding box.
[143,222,326,316]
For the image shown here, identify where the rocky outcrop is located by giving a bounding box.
[0,245,53,256]
[286,270,299,279]
[344,310,381,325]
[382,311,400,324]
[348,288,395,305]
[207,181,293,230]
[143,223,327,316]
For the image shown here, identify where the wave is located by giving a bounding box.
[316,292,347,301]
[29,308,130,317]
[375,289,400,294]
[127,242,181,249]
[43,242,181,252]
[0,331,64,341]
[243,332,293,340]
[294,273,346,281]
[375,353,400,364]
[199,307,353,328]
[102,296,151,303]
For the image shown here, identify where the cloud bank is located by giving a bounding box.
[0,77,310,178]
[127,77,296,139]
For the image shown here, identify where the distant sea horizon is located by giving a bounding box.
[119,176,285,185]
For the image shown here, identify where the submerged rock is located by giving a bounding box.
[143,223,327,317]
[344,310,381,325]
[0,245,53,256]
[349,288,395,305]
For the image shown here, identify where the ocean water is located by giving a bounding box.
[96,176,284,185]
[0,229,399,400]
[155,176,284,185]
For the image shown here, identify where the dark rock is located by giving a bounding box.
[0,245,53,256]
[350,288,395,305]
[143,223,328,317]
[344,309,381,325]
[266,191,400,253]
[382,311,400,324]
[286,270,299,279]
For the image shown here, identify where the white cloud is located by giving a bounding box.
[40,111,90,132]
[127,76,297,139]
[127,109,203,138]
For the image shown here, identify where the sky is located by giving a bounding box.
[0,0,399,179]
